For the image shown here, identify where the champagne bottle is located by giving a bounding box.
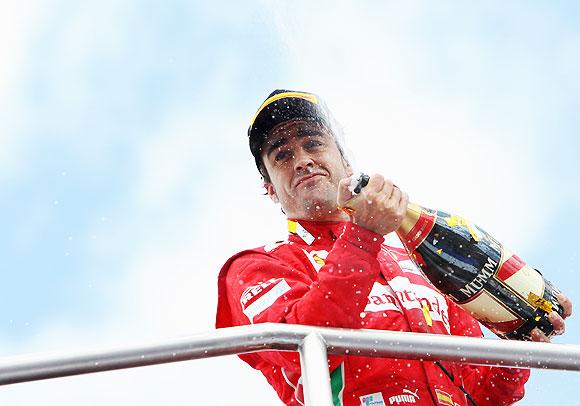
[395,203,563,340]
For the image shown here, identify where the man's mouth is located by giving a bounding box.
[294,172,325,188]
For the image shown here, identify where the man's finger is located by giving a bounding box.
[397,191,410,218]
[557,293,573,318]
[382,184,401,210]
[366,174,386,193]
[337,177,355,207]
[530,327,550,343]
[548,312,565,335]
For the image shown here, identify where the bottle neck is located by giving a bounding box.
[396,202,437,252]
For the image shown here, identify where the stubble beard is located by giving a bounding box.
[296,182,340,221]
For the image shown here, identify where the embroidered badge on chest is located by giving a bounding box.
[302,249,328,272]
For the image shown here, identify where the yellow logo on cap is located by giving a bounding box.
[249,91,319,130]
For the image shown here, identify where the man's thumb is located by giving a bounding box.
[337,177,355,207]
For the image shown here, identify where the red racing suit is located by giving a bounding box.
[215,220,529,406]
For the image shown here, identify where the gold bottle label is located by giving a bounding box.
[397,203,437,252]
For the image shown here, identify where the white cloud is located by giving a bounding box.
[0,1,47,181]
[0,2,44,100]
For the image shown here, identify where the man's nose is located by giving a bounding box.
[293,152,315,172]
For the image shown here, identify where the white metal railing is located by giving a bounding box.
[1,323,580,405]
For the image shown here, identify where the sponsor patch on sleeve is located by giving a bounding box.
[240,278,291,323]
[359,392,386,406]
[302,249,328,272]
[388,389,420,405]
[263,240,288,252]
[435,389,454,406]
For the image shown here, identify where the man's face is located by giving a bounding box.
[261,120,353,220]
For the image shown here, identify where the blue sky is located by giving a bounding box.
[1,1,579,404]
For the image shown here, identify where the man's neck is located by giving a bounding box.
[290,207,351,223]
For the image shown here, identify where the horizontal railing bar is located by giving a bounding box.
[1,323,579,386]
[0,325,302,385]
[321,328,580,370]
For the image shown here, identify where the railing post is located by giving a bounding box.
[299,333,333,406]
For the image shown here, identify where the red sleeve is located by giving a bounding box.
[218,223,383,372]
[448,301,530,406]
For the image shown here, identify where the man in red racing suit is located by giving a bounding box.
[216,219,529,405]
[216,89,568,405]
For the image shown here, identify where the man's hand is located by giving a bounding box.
[530,293,573,342]
[337,174,408,235]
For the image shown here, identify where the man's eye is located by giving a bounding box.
[304,139,323,149]
[275,150,291,162]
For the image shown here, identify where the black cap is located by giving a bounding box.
[248,89,334,173]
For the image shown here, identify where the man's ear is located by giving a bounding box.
[265,182,279,203]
